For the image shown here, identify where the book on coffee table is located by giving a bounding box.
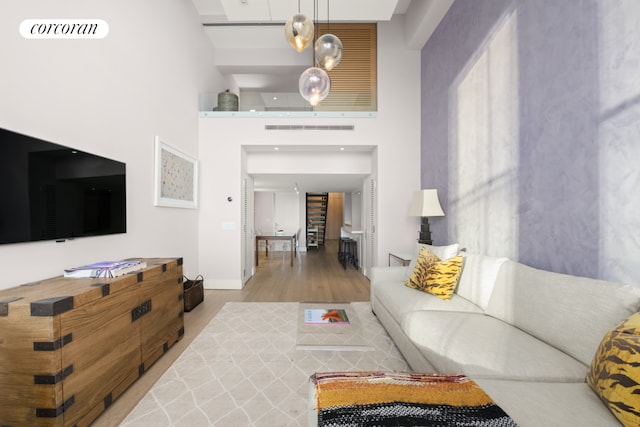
[304,308,350,324]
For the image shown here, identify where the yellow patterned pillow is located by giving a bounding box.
[405,247,441,290]
[406,250,463,301]
[587,312,640,427]
[423,255,464,300]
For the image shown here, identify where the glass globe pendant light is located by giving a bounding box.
[315,33,343,71]
[284,14,314,52]
[299,67,331,106]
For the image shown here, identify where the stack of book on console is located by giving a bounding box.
[64,260,147,279]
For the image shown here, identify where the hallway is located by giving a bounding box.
[244,238,370,302]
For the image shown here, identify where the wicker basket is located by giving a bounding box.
[183,275,204,312]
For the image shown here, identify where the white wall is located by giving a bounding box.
[246,150,373,175]
[254,192,275,236]
[198,15,421,289]
[275,192,300,234]
[0,1,224,289]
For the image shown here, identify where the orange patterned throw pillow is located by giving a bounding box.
[587,312,640,427]
[405,247,463,300]
[405,247,440,289]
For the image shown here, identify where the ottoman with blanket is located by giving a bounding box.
[309,371,519,426]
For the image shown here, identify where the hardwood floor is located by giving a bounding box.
[242,239,370,302]
[92,239,370,426]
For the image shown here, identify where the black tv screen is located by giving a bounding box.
[0,127,126,244]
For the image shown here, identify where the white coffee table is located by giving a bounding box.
[296,302,373,351]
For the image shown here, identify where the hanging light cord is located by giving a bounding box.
[313,0,318,66]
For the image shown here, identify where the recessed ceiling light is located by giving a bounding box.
[273,96,278,100]
[274,147,279,150]
[340,147,345,151]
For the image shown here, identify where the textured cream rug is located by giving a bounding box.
[120,302,409,426]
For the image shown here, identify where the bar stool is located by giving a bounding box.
[339,238,358,269]
[346,239,358,269]
[339,237,352,269]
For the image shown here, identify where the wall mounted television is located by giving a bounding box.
[0,127,126,245]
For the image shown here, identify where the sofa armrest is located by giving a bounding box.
[370,266,409,312]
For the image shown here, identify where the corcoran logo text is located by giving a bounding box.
[20,19,109,39]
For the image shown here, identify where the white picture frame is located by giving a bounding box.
[154,136,198,209]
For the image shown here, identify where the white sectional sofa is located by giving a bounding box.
[370,244,640,427]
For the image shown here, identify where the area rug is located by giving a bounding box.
[311,372,518,426]
[120,302,409,426]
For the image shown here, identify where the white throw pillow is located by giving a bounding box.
[406,242,460,279]
[455,253,507,310]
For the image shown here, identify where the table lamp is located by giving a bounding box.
[409,189,444,245]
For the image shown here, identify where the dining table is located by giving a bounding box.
[255,231,298,266]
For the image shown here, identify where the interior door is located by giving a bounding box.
[363,175,377,277]
[242,175,254,283]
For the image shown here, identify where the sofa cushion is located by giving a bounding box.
[373,279,482,325]
[406,242,460,280]
[475,379,621,427]
[402,311,588,382]
[369,294,440,372]
[485,260,640,366]
[455,253,507,310]
[587,312,640,427]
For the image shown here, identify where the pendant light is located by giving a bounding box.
[299,67,331,106]
[284,1,314,52]
[315,33,342,71]
[298,0,331,106]
[314,0,343,71]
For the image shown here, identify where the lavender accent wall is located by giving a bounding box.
[421,0,640,285]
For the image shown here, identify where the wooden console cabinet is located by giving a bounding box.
[0,257,184,427]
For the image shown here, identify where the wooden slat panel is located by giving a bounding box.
[315,23,377,111]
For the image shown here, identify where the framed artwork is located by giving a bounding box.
[154,136,198,209]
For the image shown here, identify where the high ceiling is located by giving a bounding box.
[191,0,421,109]
[192,0,453,193]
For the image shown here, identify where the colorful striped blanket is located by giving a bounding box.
[312,372,518,426]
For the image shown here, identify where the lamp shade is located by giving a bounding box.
[409,189,445,217]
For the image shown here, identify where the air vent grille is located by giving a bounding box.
[264,125,354,131]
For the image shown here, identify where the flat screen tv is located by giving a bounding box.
[0,127,126,245]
